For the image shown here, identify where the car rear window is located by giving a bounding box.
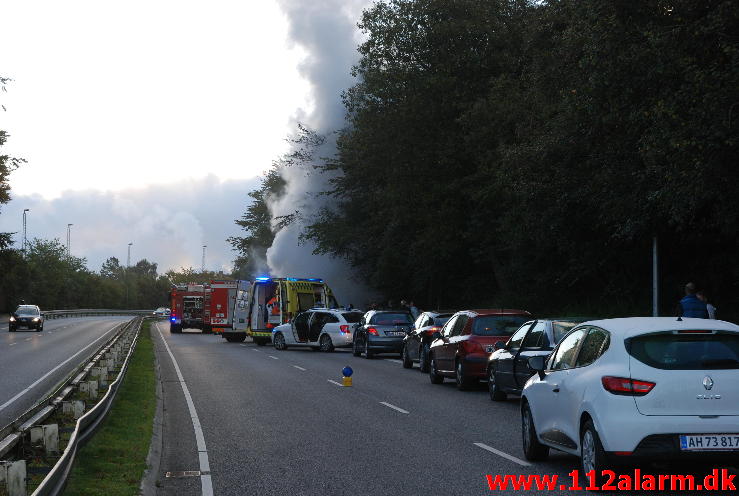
[342,312,362,323]
[552,321,580,344]
[370,313,413,325]
[472,315,529,336]
[628,332,739,370]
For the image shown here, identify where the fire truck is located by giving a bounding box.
[205,280,238,335]
[169,283,207,333]
[229,277,339,345]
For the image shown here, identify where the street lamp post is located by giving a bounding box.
[126,242,133,309]
[22,209,29,254]
[67,223,73,256]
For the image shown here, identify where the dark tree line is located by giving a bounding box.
[237,0,737,320]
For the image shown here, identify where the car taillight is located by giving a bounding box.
[340,325,351,334]
[462,341,484,354]
[601,376,655,396]
[425,326,441,335]
[367,327,378,335]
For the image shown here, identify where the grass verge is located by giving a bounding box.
[63,320,156,496]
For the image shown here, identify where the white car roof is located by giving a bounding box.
[580,317,739,339]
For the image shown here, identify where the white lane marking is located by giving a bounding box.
[293,365,306,371]
[380,402,409,414]
[327,379,343,387]
[25,338,32,341]
[9,343,16,346]
[474,442,532,467]
[252,349,260,352]
[156,324,214,496]
[0,323,120,413]
[239,344,247,347]
[268,355,278,360]
[384,359,403,364]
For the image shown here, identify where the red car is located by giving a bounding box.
[428,309,531,390]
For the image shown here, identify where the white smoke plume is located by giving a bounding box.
[267,0,377,307]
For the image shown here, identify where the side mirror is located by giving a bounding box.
[528,356,547,380]
[432,331,442,341]
[494,340,506,350]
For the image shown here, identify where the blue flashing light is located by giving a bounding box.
[342,366,353,377]
[255,276,271,282]
[170,317,176,322]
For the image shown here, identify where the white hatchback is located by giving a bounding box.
[272,308,363,352]
[521,317,739,477]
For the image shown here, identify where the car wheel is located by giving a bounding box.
[37,326,42,332]
[581,419,608,485]
[488,368,506,401]
[401,343,412,368]
[455,360,474,391]
[273,332,287,350]
[9,326,15,332]
[418,343,430,373]
[429,355,444,384]
[352,338,361,357]
[521,402,549,461]
[319,334,334,352]
[364,338,374,359]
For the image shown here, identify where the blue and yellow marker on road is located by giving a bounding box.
[342,366,353,387]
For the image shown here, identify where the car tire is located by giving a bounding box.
[364,338,374,359]
[352,338,361,357]
[418,343,430,373]
[429,355,444,384]
[273,332,287,350]
[581,419,608,486]
[319,334,334,352]
[401,343,412,368]
[37,326,42,332]
[488,368,506,401]
[9,326,15,332]
[455,360,474,391]
[521,402,549,461]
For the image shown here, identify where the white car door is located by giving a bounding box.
[528,328,587,451]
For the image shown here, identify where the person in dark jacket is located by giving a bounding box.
[677,282,709,318]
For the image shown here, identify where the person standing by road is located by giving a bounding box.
[677,282,709,318]
[696,291,717,319]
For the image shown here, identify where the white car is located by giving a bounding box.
[272,308,363,352]
[521,317,739,478]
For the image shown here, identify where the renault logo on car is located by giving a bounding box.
[703,376,714,390]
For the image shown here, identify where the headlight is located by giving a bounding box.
[9,316,15,322]
[33,317,40,322]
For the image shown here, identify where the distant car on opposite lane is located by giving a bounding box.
[9,304,44,332]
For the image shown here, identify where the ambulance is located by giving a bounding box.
[228,277,339,344]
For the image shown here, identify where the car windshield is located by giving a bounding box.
[552,321,581,344]
[15,307,39,316]
[342,312,362,323]
[433,316,452,326]
[472,315,529,336]
[628,332,739,370]
[370,313,413,325]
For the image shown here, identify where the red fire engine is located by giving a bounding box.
[169,283,208,333]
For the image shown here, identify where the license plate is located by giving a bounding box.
[679,434,739,451]
[387,331,405,337]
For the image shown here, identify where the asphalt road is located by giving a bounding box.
[0,316,131,427]
[151,323,737,496]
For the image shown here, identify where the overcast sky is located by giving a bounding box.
[0,0,356,273]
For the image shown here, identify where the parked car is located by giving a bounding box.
[272,308,363,351]
[401,311,454,371]
[9,304,44,332]
[521,317,739,481]
[353,310,414,358]
[428,309,531,389]
[487,318,583,401]
[153,307,169,317]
